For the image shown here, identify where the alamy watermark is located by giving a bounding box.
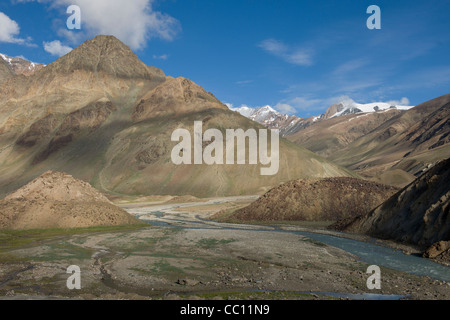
[366,265,381,289]
[66,5,81,30]
[171,121,280,175]
[66,265,81,290]
[367,5,381,30]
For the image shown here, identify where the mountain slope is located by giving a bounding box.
[339,158,450,248]
[215,177,399,222]
[287,109,404,158]
[0,58,14,84]
[0,35,356,198]
[328,94,450,185]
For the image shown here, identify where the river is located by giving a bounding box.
[124,196,450,283]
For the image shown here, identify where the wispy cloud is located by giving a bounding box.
[153,54,168,60]
[0,11,34,45]
[43,40,73,56]
[333,58,370,75]
[258,38,313,66]
[235,80,253,85]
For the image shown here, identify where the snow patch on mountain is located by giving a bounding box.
[0,53,46,76]
[331,100,414,118]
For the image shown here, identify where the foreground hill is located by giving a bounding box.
[215,177,399,222]
[0,171,139,230]
[337,158,450,249]
[0,35,355,198]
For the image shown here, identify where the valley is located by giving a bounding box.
[0,33,448,303]
[0,196,448,300]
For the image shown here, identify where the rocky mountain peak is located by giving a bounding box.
[44,35,165,80]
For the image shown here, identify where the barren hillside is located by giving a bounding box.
[0,171,140,230]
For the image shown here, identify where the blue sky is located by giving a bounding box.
[1,0,449,118]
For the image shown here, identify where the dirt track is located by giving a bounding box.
[0,196,449,300]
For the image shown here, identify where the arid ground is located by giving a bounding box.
[0,196,448,300]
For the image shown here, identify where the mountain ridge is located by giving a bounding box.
[0,35,356,198]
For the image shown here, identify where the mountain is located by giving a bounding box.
[327,94,450,186]
[214,177,399,222]
[336,158,450,250]
[0,171,139,230]
[0,35,355,198]
[229,105,303,136]
[0,53,45,76]
[229,99,414,138]
[286,108,405,158]
[0,58,14,84]
[322,101,414,119]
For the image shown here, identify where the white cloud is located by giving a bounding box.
[258,39,287,55]
[45,0,181,50]
[43,40,73,56]
[0,12,29,44]
[259,38,313,66]
[274,103,296,114]
[386,97,410,106]
[236,80,253,85]
[153,54,168,60]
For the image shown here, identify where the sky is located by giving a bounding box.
[0,0,449,118]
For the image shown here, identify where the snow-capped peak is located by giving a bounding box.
[330,100,414,118]
[229,104,282,122]
[0,53,45,76]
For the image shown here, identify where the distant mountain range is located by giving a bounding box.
[229,100,414,136]
[229,105,303,136]
[0,53,45,77]
[229,95,449,187]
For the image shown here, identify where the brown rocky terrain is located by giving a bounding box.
[283,94,450,188]
[0,171,139,230]
[287,109,404,158]
[0,35,355,199]
[423,241,450,266]
[216,177,399,222]
[0,58,14,84]
[336,158,450,262]
[327,94,450,185]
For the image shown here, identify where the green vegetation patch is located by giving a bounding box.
[0,224,148,253]
[197,238,237,249]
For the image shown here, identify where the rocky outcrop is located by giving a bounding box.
[423,241,450,265]
[339,158,450,248]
